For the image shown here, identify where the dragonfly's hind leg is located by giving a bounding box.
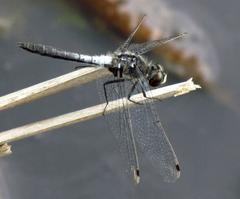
[103,79,126,115]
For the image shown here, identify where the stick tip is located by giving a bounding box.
[187,78,201,89]
[174,78,201,97]
[0,143,12,157]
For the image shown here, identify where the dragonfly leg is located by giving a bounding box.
[103,79,126,115]
[140,85,162,102]
[127,81,144,105]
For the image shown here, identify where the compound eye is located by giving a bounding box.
[149,74,161,87]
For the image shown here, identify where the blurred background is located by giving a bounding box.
[0,0,239,198]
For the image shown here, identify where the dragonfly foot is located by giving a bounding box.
[102,103,108,116]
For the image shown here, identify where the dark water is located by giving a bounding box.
[0,0,239,199]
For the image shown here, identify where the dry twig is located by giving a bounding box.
[0,77,200,156]
[0,67,109,111]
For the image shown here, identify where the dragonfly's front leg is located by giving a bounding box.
[141,86,163,102]
[138,81,163,102]
[127,79,160,104]
[127,81,144,105]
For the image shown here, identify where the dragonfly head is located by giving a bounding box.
[148,64,167,87]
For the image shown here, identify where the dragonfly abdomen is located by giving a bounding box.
[18,42,113,65]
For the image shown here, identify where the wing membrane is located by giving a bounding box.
[128,68,180,182]
[97,76,140,183]
[117,15,146,52]
[129,33,187,55]
[97,73,180,183]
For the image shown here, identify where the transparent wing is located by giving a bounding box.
[117,15,146,52]
[128,32,187,55]
[97,71,180,183]
[130,68,180,182]
[131,98,180,182]
[97,75,140,183]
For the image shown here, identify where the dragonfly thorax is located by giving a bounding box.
[109,53,167,87]
[109,52,147,78]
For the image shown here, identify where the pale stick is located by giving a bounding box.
[0,78,200,156]
[0,67,109,111]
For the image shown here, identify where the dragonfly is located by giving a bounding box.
[18,15,186,184]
